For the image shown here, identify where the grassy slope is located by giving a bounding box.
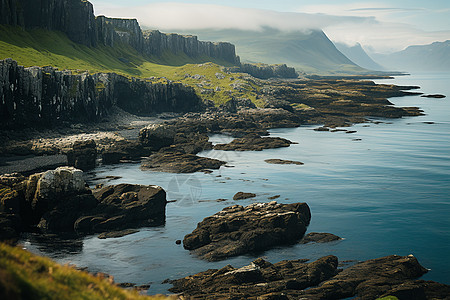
[0,243,172,300]
[0,25,259,106]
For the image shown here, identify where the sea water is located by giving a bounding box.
[22,73,450,294]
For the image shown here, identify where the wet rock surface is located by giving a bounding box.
[183,202,311,261]
[265,159,304,165]
[421,94,446,98]
[141,151,225,173]
[233,192,256,200]
[168,254,450,300]
[214,135,293,151]
[300,232,342,244]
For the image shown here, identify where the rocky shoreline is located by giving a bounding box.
[2,76,450,299]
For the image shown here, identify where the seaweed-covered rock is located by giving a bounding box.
[183,202,311,261]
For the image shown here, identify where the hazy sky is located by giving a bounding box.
[89,0,450,53]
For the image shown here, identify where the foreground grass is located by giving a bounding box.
[0,243,172,300]
[0,25,260,106]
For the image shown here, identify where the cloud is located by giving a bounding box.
[93,2,374,32]
[92,1,450,53]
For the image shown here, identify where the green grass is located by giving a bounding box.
[0,25,261,107]
[0,243,172,300]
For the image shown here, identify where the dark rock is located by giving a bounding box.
[67,140,97,171]
[84,184,167,233]
[0,213,21,241]
[138,124,177,150]
[169,255,338,298]
[183,202,311,261]
[300,255,429,299]
[141,151,225,173]
[233,192,256,200]
[268,195,281,200]
[265,159,304,165]
[169,254,449,300]
[239,63,297,79]
[98,229,139,239]
[299,232,342,244]
[176,240,182,245]
[0,59,202,129]
[101,140,152,165]
[421,94,446,98]
[214,135,293,151]
[314,126,330,132]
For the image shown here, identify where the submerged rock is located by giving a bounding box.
[183,202,311,261]
[169,254,449,299]
[421,94,446,99]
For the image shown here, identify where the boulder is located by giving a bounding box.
[74,184,167,234]
[139,124,177,150]
[0,213,21,241]
[67,140,97,171]
[233,192,256,200]
[183,202,311,261]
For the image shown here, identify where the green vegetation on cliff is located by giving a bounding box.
[0,25,260,107]
[0,243,172,300]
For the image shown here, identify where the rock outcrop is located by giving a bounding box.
[0,59,202,129]
[67,140,97,171]
[141,151,225,173]
[183,202,311,261]
[239,63,298,79]
[0,167,167,239]
[168,254,450,300]
[213,134,293,151]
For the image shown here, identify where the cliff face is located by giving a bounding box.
[143,30,240,65]
[0,59,202,128]
[0,0,97,46]
[0,0,240,65]
[238,63,297,79]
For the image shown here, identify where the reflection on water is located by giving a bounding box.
[20,73,450,294]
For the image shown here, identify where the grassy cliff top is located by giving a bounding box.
[0,25,261,107]
[0,243,172,300]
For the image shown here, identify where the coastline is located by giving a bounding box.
[2,74,450,298]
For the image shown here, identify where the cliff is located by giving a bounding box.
[239,63,297,79]
[0,59,202,129]
[0,0,240,65]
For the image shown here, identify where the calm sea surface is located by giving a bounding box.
[22,73,450,294]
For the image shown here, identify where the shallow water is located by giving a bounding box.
[22,72,450,294]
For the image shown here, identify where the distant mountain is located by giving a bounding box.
[373,40,450,72]
[335,42,385,71]
[180,28,369,75]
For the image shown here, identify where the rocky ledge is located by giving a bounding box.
[141,151,225,173]
[214,135,294,151]
[183,202,311,261]
[0,167,167,240]
[168,254,450,299]
[265,159,304,165]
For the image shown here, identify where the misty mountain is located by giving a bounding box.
[373,40,450,72]
[178,28,368,75]
[335,42,385,71]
